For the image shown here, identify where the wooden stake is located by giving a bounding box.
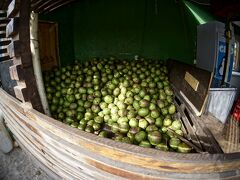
[30,11,50,116]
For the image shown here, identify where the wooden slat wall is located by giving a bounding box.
[0,10,17,97]
[0,11,10,62]
[6,0,43,112]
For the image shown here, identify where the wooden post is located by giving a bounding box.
[30,12,50,116]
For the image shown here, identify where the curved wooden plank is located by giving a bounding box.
[0,88,240,179]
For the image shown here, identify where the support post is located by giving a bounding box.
[30,12,50,116]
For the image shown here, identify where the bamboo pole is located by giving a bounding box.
[30,12,51,116]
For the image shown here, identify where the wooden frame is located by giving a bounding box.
[0,88,240,179]
[0,0,240,179]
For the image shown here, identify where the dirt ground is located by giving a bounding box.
[0,147,53,180]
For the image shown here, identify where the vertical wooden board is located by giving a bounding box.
[7,40,21,58]
[13,84,28,102]
[9,63,24,80]
[168,59,212,114]
[38,21,59,71]
[7,0,20,18]
[6,17,19,37]
[17,0,32,67]
[0,59,16,97]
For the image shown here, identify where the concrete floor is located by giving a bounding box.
[0,147,52,180]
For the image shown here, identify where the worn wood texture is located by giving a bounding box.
[225,117,240,153]
[9,63,24,81]
[7,0,19,18]
[0,52,10,61]
[7,40,21,58]
[38,21,59,71]
[0,88,240,179]
[5,0,43,112]
[168,60,212,115]
[173,89,223,154]
[6,17,19,37]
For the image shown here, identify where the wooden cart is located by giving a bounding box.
[0,0,240,179]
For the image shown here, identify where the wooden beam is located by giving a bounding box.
[0,53,10,61]
[33,0,56,13]
[44,0,76,14]
[5,0,44,112]
[0,17,9,24]
[7,0,20,18]
[7,40,21,58]
[39,0,76,14]
[0,10,7,16]
[13,84,29,102]
[31,0,45,9]
[0,37,11,46]
[9,63,24,81]
[6,17,19,37]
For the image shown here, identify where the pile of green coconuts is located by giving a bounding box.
[43,57,192,153]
